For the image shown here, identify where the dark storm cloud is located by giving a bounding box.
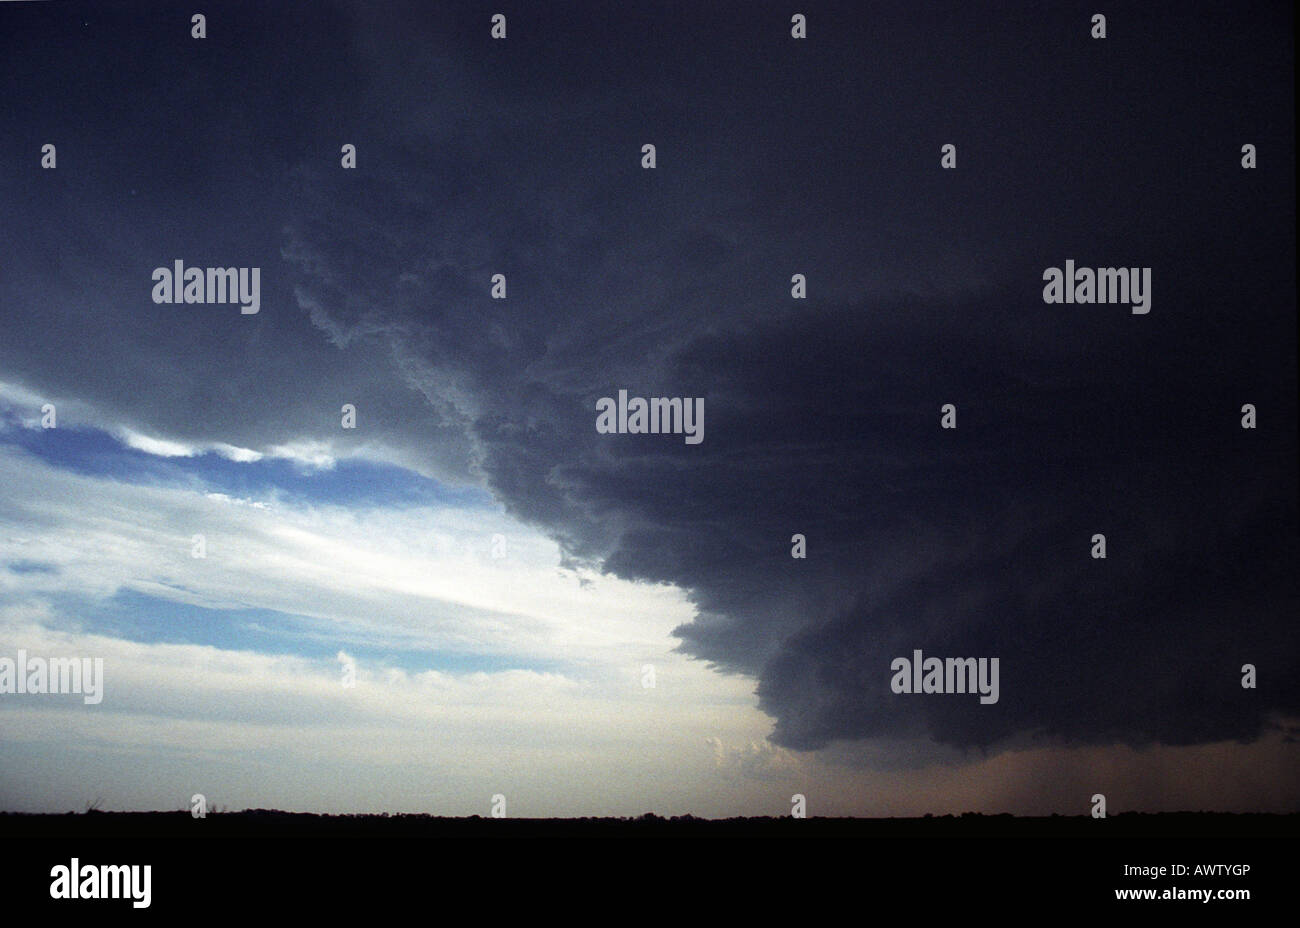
[2,1,1295,756]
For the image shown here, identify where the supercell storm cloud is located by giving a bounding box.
[277,3,1300,754]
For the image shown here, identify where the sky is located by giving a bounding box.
[0,0,1296,817]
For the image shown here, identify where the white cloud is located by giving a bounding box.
[0,444,706,665]
[0,444,781,814]
[116,428,197,458]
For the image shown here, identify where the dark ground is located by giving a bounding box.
[2,809,1295,838]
